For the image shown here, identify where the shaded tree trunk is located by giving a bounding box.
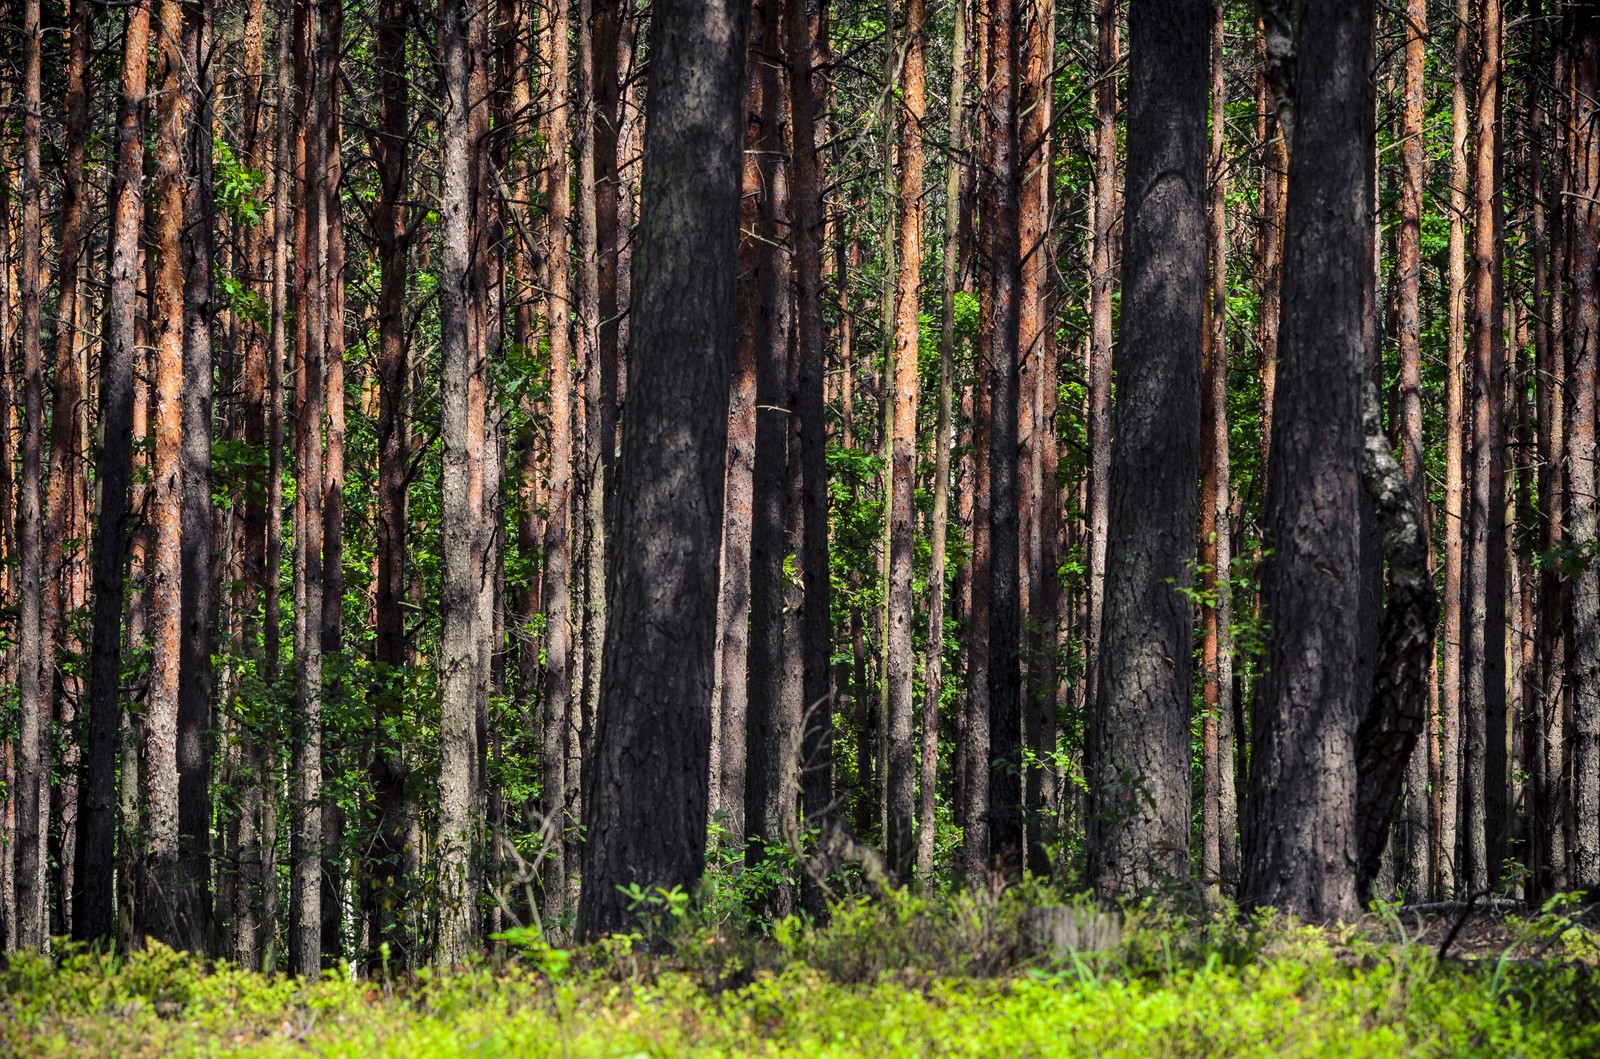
[1087,0,1206,898]
[578,0,749,940]
[74,0,152,946]
[1242,0,1374,923]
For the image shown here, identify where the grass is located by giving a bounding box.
[3,890,1598,1057]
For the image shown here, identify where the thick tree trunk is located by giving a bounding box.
[1242,0,1374,923]
[1087,0,1206,898]
[577,0,749,939]
[75,0,152,946]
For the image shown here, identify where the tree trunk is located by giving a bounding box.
[436,0,491,964]
[74,0,152,946]
[1086,0,1117,737]
[142,0,193,950]
[1463,0,1506,892]
[577,0,749,939]
[920,0,968,883]
[886,0,927,884]
[1394,0,1430,901]
[1086,0,1206,898]
[539,0,575,935]
[42,0,92,937]
[366,0,411,968]
[1438,0,1470,898]
[1568,6,1600,890]
[1199,0,1234,893]
[289,0,325,975]
[981,0,1025,877]
[177,0,219,953]
[1241,0,1374,923]
[13,0,47,950]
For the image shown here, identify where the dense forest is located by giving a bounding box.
[0,0,1595,979]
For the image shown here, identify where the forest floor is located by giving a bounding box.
[3,890,1599,1057]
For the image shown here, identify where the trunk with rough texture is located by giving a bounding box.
[577,0,749,940]
[1242,0,1374,923]
[886,0,927,884]
[1569,8,1600,891]
[1087,0,1206,899]
[14,0,46,950]
[1438,0,1469,899]
[1396,0,1430,900]
[539,0,575,934]
[1463,0,1506,892]
[42,0,91,937]
[178,0,218,954]
[366,0,411,967]
[1198,0,1234,892]
[142,0,192,950]
[920,0,967,883]
[1086,0,1117,720]
[436,0,491,965]
[743,0,795,913]
[981,0,1024,877]
[289,0,325,975]
[1017,0,1057,879]
[75,0,152,946]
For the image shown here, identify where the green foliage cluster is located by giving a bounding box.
[5,893,1598,1057]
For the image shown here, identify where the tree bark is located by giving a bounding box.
[1087,0,1207,898]
[1463,0,1506,892]
[886,0,928,884]
[577,0,749,939]
[1085,0,1117,735]
[74,0,152,946]
[1241,0,1374,923]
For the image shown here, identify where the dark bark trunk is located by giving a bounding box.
[1242,0,1374,922]
[1087,0,1207,898]
[577,0,749,939]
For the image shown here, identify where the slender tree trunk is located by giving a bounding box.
[1086,0,1117,785]
[142,0,193,950]
[1396,0,1431,900]
[1198,0,1234,894]
[75,0,152,946]
[1242,0,1374,923]
[981,0,1025,876]
[920,0,967,883]
[1463,0,1506,891]
[289,0,325,975]
[1439,0,1470,898]
[886,0,927,883]
[1568,7,1600,890]
[41,0,91,936]
[577,0,749,939]
[13,0,47,950]
[1086,0,1207,898]
[436,0,491,965]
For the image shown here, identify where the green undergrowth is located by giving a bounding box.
[3,891,1598,1057]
